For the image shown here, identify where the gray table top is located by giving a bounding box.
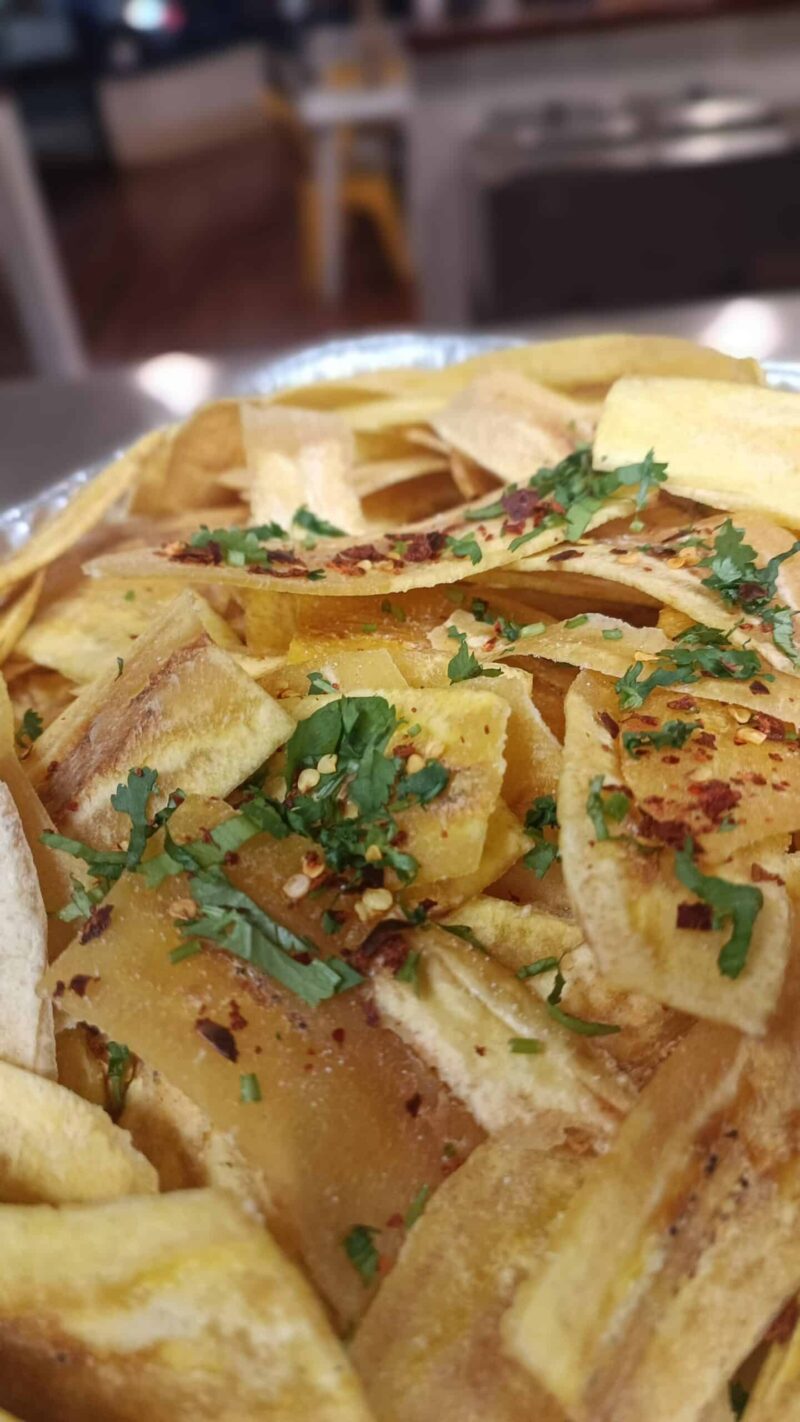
[2,290,800,511]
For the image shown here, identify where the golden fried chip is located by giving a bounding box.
[28,590,294,847]
[241,404,364,533]
[0,1057,156,1204]
[0,781,54,1076]
[0,1189,375,1422]
[432,372,593,483]
[17,576,188,684]
[558,671,791,1031]
[0,574,43,667]
[0,431,164,595]
[372,925,631,1145]
[352,1129,580,1422]
[595,377,800,525]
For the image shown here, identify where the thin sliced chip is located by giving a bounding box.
[241,403,364,533]
[558,671,791,1031]
[409,802,528,917]
[449,896,690,1086]
[85,485,634,598]
[432,372,593,483]
[373,925,631,1146]
[747,1312,800,1420]
[595,377,800,526]
[292,687,509,881]
[460,334,762,398]
[352,454,450,495]
[0,781,53,1075]
[504,945,800,1422]
[339,394,446,434]
[362,468,462,526]
[0,1188,375,1422]
[44,803,483,1324]
[17,576,189,684]
[0,1057,156,1204]
[0,431,163,595]
[351,1128,580,1422]
[129,403,241,516]
[28,590,295,847]
[502,615,800,726]
[118,1060,273,1219]
[0,574,43,667]
[448,447,499,501]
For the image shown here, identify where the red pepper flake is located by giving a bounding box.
[637,811,691,848]
[750,681,770,695]
[46,760,60,778]
[687,779,741,821]
[78,904,113,944]
[350,926,410,976]
[331,1027,346,1045]
[394,744,415,760]
[331,543,384,567]
[405,1092,422,1118]
[502,487,542,522]
[598,710,619,740]
[400,530,447,563]
[662,754,680,764]
[385,1213,404,1230]
[667,697,698,711]
[749,773,767,787]
[695,732,717,750]
[676,901,714,931]
[752,863,785,885]
[360,997,381,1028]
[549,549,584,562]
[68,973,99,997]
[474,1045,487,1057]
[765,1297,799,1346]
[750,712,788,740]
[53,980,65,999]
[195,1017,239,1063]
[168,541,221,566]
[229,1000,248,1032]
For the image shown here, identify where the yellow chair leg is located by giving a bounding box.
[344,173,414,286]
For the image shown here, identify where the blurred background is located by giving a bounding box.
[2,0,800,487]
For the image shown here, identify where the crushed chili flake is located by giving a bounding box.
[502,487,543,522]
[229,1000,248,1032]
[752,863,785,885]
[749,712,787,740]
[637,811,691,848]
[350,924,409,976]
[676,901,714,931]
[667,697,698,711]
[405,1092,423,1118]
[662,754,680,764]
[765,1297,800,1347]
[195,1017,239,1063]
[386,1213,404,1230]
[400,530,447,562]
[474,1045,487,1057]
[53,980,65,999]
[331,1027,346,1045]
[750,681,770,695]
[549,549,584,563]
[598,710,619,739]
[687,779,741,821]
[332,543,384,567]
[68,973,99,997]
[695,732,717,750]
[78,904,113,945]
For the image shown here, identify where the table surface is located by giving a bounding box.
[2,289,800,512]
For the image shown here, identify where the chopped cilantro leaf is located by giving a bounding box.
[616,624,764,710]
[44,767,162,905]
[321,909,342,935]
[602,627,624,641]
[405,1184,431,1229]
[292,506,346,538]
[523,795,560,878]
[308,671,337,695]
[517,956,560,980]
[446,626,503,683]
[395,759,449,806]
[509,1037,546,1054]
[115,656,124,679]
[189,523,287,566]
[622,719,702,757]
[396,949,422,992]
[439,922,487,952]
[106,1041,132,1114]
[343,1224,380,1285]
[15,708,42,747]
[239,1072,262,1104]
[446,532,483,566]
[699,519,800,664]
[674,839,763,979]
[565,614,589,629]
[586,776,630,841]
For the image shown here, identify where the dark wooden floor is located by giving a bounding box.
[0,126,416,379]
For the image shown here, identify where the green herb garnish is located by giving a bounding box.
[404,1184,431,1229]
[307,671,337,695]
[509,1037,546,1054]
[293,506,346,538]
[446,626,503,684]
[344,1225,380,1285]
[674,838,763,978]
[622,719,702,757]
[189,523,287,566]
[445,533,483,566]
[615,624,765,710]
[586,776,630,841]
[523,795,560,878]
[15,708,43,748]
[239,1072,262,1104]
[106,1041,132,1114]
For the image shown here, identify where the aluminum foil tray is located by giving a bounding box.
[1,333,797,560]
